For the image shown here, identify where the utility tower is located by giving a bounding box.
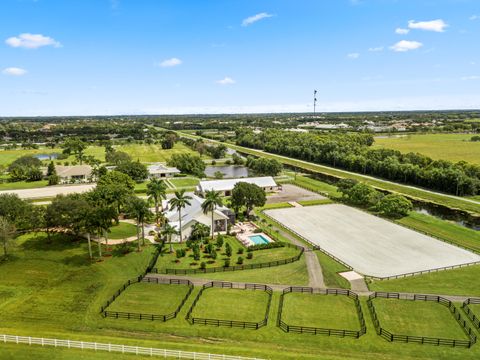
[313,90,318,116]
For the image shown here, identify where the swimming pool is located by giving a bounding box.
[248,234,271,245]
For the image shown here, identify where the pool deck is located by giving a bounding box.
[233,222,273,247]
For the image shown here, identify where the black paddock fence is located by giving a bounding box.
[367,292,477,348]
[185,281,273,330]
[151,243,304,275]
[100,277,194,322]
[277,287,366,338]
[462,298,480,330]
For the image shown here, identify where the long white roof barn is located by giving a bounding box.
[197,176,277,193]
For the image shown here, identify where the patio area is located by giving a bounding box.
[233,222,274,247]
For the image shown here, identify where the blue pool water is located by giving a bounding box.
[248,234,270,245]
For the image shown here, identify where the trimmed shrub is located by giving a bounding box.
[237,248,244,255]
[247,252,253,260]
[237,256,244,265]
[200,262,207,270]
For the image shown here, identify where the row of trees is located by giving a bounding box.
[246,156,283,176]
[236,129,480,196]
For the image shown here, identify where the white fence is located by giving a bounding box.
[0,334,266,360]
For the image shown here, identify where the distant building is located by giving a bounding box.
[196,176,278,197]
[42,165,93,184]
[147,163,180,179]
[163,194,231,242]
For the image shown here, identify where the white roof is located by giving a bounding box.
[147,163,180,175]
[198,176,277,193]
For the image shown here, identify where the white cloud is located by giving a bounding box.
[242,12,273,27]
[408,19,448,32]
[158,58,182,68]
[368,46,384,52]
[395,28,410,35]
[216,77,236,85]
[470,15,479,21]
[5,33,61,49]
[461,75,480,81]
[390,40,423,52]
[2,67,27,76]
[347,53,360,59]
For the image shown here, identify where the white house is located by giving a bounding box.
[163,194,230,242]
[196,176,278,197]
[147,163,180,179]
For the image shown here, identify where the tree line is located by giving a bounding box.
[236,129,480,196]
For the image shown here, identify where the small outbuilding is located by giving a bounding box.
[147,163,180,178]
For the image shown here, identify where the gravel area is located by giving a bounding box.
[267,184,326,204]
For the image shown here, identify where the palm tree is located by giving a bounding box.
[169,190,192,243]
[0,216,15,257]
[146,179,167,225]
[161,223,179,253]
[201,190,223,239]
[126,196,153,251]
[93,205,116,256]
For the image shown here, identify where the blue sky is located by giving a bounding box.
[1,0,479,116]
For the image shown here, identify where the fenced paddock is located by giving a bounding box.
[462,298,480,330]
[0,334,265,359]
[186,282,273,330]
[367,292,477,348]
[277,287,366,338]
[101,277,193,322]
[265,204,480,278]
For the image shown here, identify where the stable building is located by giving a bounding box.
[196,176,278,197]
[147,163,181,179]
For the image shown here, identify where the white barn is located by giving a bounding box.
[196,176,278,197]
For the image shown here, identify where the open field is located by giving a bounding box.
[155,237,300,272]
[282,293,360,330]
[107,282,190,314]
[190,287,269,323]
[0,179,48,191]
[4,233,480,359]
[169,177,200,188]
[372,298,469,339]
[115,142,205,163]
[266,204,480,278]
[0,183,96,199]
[373,133,480,164]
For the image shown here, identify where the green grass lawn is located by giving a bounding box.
[0,179,48,191]
[282,292,360,330]
[155,236,300,271]
[190,256,309,285]
[397,212,480,253]
[107,282,190,314]
[315,251,351,289]
[373,133,480,165]
[297,199,334,206]
[115,142,204,163]
[292,175,341,198]
[190,287,269,322]
[3,232,480,359]
[169,177,200,188]
[369,265,480,296]
[372,298,469,340]
[108,222,138,239]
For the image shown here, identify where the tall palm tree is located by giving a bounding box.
[126,196,153,251]
[161,223,179,253]
[0,216,15,257]
[146,178,167,225]
[201,190,223,239]
[169,190,192,243]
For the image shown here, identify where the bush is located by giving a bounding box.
[175,248,186,259]
[253,228,263,234]
[225,242,232,257]
[375,194,413,218]
[48,174,60,186]
[200,261,206,270]
[193,247,201,261]
[224,259,230,267]
[249,241,285,251]
[237,248,244,254]
[237,256,244,265]
[215,235,224,248]
[210,249,217,260]
[246,252,253,260]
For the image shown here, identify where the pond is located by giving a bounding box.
[205,165,250,178]
[34,153,59,161]
[414,205,480,231]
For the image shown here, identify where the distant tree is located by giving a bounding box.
[246,157,282,176]
[116,161,148,182]
[105,150,131,165]
[169,190,192,243]
[0,216,15,257]
[167,153,206,177]
[336,178,359,197]
[47,161,56,177]
[232,153,244,165]
[8,155,42,182]
[161,133,177,149]
[62,138,87,164]
[375,194,413,218]
[201,190,224,239]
